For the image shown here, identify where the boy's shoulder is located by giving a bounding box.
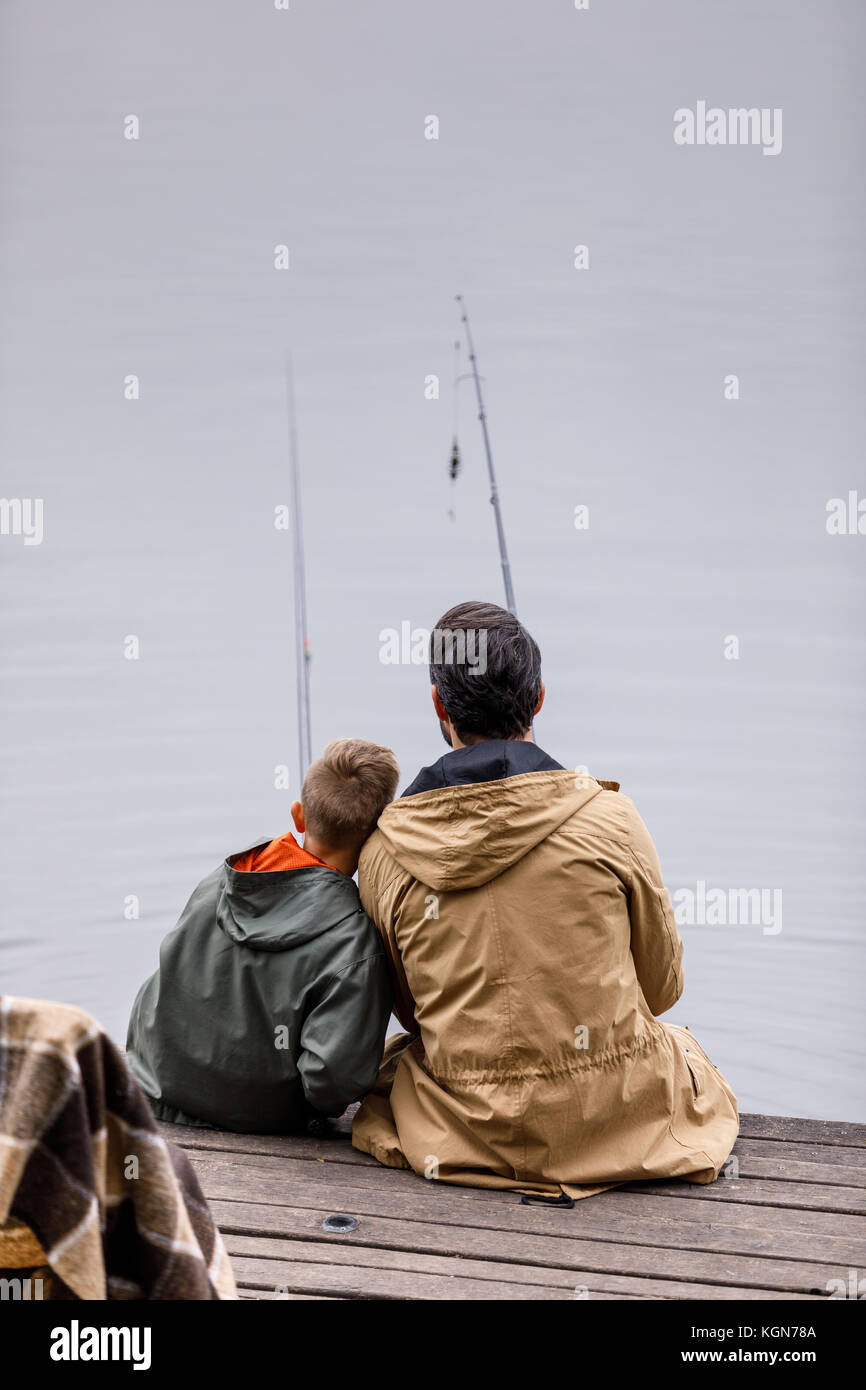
[181,854,374,958]
[297,872,384,971]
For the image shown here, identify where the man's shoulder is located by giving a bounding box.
[564,779,638,846]
[357,828,413,917]
[358,826,397,881]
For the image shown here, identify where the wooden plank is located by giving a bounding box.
[738,1115,866,1148]
[166,1126,866,1190]
[223,1231,823,1301]
[193,1150,866,1243]
[239,1290,344,1301]
[733,1136,866,1169]
[162,1114,866,1171]
[190,1146,866,1223]
[625,1176,866,1216]
[729,1153,866,1189]
[190,1139,866,1192]
[164,1115,866,1178]
[230,1254,644,1300]
[584,1186,866,1239]
[160,1123,377,1168]
[210,1194,866,1269]
[164,1112,866,1152]
[201,1191,848,1294]
[229,1233,580,1292]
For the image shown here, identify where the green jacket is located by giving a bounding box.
[126,846,392,1133]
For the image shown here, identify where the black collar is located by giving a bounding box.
[402,739,564,796]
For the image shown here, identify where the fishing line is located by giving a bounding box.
[449,338,461,521]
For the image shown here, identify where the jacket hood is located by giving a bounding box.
[376,744,608,891]
[216,854,363,951]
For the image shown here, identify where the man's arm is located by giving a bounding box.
[624,799,684,1016]
[297,948,392,1116]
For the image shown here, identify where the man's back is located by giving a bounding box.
[353,741,738,1197]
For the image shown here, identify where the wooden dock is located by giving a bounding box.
[161,1111,866,1301]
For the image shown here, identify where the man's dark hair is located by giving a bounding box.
[429,600,542,741]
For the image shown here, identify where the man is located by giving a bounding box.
[353,601,738,1199]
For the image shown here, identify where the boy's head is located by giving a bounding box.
[291,738,400,874]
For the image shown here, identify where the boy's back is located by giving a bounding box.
[127,838,391,1133]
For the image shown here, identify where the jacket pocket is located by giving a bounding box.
[682,1046,704,1098]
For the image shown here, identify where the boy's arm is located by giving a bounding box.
[624,798,684,1016]
[296,946,392,1116]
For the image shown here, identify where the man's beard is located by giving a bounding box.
[439,719,453,748]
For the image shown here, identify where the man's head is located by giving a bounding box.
[291,738,400,874]
[429,600,545,747]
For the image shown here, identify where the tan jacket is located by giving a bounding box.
[352,761,738,1198]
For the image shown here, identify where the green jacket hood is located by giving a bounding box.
[219,854,364,950]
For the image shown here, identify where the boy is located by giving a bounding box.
[126,739,399,1134]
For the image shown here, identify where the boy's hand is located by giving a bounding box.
[305,1115,333,1138]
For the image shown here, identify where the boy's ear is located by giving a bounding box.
[290,800,305,835]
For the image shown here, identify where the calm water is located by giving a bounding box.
[1,0,864,1120]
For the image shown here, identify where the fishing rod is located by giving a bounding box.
[453,298,535,740]
[454,295,518,616]
[286,357,313,780]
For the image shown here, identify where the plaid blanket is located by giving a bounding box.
[0,996,236,1300]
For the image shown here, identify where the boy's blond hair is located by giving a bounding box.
[301,739,399,848]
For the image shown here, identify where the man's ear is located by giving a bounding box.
[290,800,305,835]
[431,685,449,723]
[534,680,546,716]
